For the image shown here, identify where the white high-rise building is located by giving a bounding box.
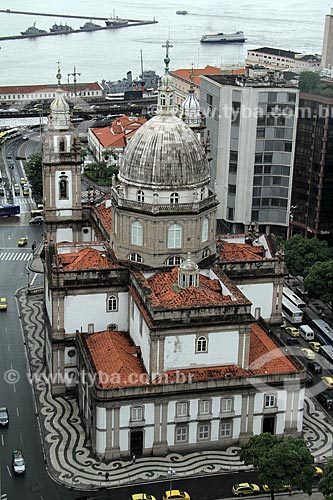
[200,72,299,235]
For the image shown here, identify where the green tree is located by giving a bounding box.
[284,235,331,278]
[298,71,321,93]
[25,152,43,200]
[304,261,333,314]
[319,458,333,500]
[240,433,314,500]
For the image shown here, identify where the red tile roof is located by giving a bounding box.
[92,115,147,148]
[57,247,116,271]
[170,65,222,86]
[93,201,113,232]
[0,82,102,95]
[84,330,146,389]
[217,240,266,262]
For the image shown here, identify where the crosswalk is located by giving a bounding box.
[0,252,32,261]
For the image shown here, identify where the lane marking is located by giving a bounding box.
[6,464,11,477]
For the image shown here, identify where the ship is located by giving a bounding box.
[21,23,47,37]
[105,16,129,27]
[200,31,246,43]
[50,23,73,33]
[176,10,188,15]
[80,20,101,31]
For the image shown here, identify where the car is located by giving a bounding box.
[308,361,322,374]
[20,177,26,186]
[12,449,25,474]
[232,483,260,496]
[18,237,28,247]
[309,341,321,353]
[312,465,323,477]
[22,136,28,140]
[321,376,333,389]
[302,348,316,360]
[29,216,43,225]
[317,390,333,409]
[73,105,81,111]
[262,484,291,493]
[0,407,9,426]
[23,188,29,196]
[0,297,7,311]
[131,495,157,500]
[286,338,301,347]
[163,491,190,500]
[285,326,300,337]
[305,372,314,386]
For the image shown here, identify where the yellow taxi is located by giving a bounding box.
[312,465,323,477]
[163,491,190,500]
[321,376,333,389]
[0,298,7,311]
[262,484,290,493]
[232,483,260,496]
[309,341,321,353]
[18,237,28,247]
[131,495,157,500]
[302,348,316,360]
[23,187,29,196]
[20,177,26,186]
[285,326,300,337]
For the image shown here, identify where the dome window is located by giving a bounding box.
[131,221,143,246]
[201,217,209,242]
[170,192,179,204]
[129,253,143,263]
[137,190,145,203]
[168,224,182,249]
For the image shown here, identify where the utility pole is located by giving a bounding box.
[67,66,81,97]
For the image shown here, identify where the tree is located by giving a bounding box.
[284,235,332,278]
[240,433,314,500]
[298,71,321,93]
[319,458,333,500]
[25,152,43,200]
[304,261,333,314]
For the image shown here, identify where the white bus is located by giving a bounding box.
[282,296,303,324]
[311,319,333,345]
[283,286,306,309]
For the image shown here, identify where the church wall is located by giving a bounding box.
[64,291,128,333]
[129,297,150,371]
[44,275,52,323]
[56,227,73,243]
[236,282,274,320]
[163,330,239,371]
[55,170,73,208]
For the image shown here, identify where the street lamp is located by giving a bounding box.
[167,467,176,496]
[27,271,30,289]
[287,205,298,240]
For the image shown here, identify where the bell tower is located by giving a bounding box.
[42,64,83,244]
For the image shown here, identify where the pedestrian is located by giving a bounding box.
[132,453,136,464]
[105,471,109,481]
[288,487,292,496]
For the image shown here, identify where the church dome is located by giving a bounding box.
[49,88,70,131]
[119,113,210,188]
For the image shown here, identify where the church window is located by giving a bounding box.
[168,224,182,249]
[166,256,183,266]
[131,297,135,319]
[131,221,143,246]
[59,139,65,152]
[137,190,145,203]
[201,217,209,242]
[128,253,143,263]
[59,175,68,199]
[196,336,207,353]
[170,192,179,204]
[107,295,118,312]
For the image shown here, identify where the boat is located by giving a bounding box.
[200,31,246,43]
[20,23,47,37]
[105,16,129,27]
[176,10,188,15]
[50,23,73,33]
[80,20,101,31]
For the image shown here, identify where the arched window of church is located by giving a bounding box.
[197,336,208,353]
[137,190,145,203]
[107,295,118,312]
[166,256,183,266]
[201,217,209,242]
[170,192,179,204]
[160,93,166,105]
[168,224,182,249]
[59,177,68,199]
[131,221,143,246]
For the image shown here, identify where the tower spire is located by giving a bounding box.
[56,61,62,86]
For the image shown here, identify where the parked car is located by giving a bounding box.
[0,187,4,196]
[317,390,333,409]
[262,484,291,493]
[285,327,300,337]
[321,376,333,389]
[131,495,157,500]
[309,341,321,353]
[232,483,260,496]
[0,297,7,311]
[0,407,9,426]
[12,449,25,474]
[20,177,26,186]
[163,491,190,500]
[18,237,28,247]
[308,361,322,374]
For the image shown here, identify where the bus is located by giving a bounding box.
[319,345,333,370]
[283,286,306,309]
[0,204,20,217]
[0,128,20,144]
[311,318,333,345]
[282,296,303,324]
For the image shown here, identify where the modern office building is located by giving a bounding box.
[246,47,321,71]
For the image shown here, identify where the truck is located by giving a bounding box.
[12,449,26,474]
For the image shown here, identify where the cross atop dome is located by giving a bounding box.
[162,40,173,64]
[158,40,175,114]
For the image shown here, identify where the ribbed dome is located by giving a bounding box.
[49,88,70,131]
[119,113,210,188]
[182,91,201,126]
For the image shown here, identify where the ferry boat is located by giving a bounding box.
[105,16,129,27]
[50,23,73,33]
[176,10,188,15]
[200,31,246,43]
[21,23,47,37]
[80,21,101,31]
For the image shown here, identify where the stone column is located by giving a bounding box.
[104,407,113,459]
[239,393,249,443]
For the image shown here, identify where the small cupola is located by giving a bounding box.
[178,252,200,289]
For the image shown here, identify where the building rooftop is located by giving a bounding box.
[217,240,266,262]
[0,82,102,95]
[170,65,222,87]
[249,47,321,63]
[93,200,113,233]
[91,115,147,148]
[56,246,117,271]
[204,73,294,88]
